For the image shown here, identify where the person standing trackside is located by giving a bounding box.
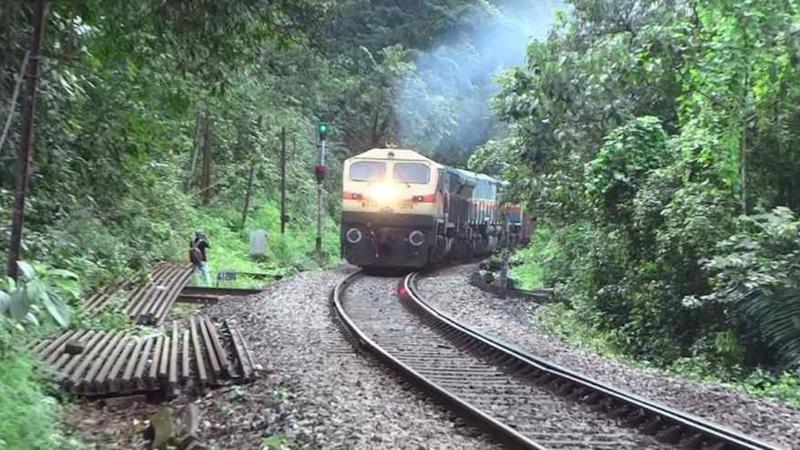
[190,230,211,285]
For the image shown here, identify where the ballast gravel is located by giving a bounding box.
[343,275,666,449]
[417,264,800,450]
[195,267,497,449]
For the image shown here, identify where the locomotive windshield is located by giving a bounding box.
[393,162,430,184]
[350,161,386,182]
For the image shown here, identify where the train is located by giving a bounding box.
[340,148,532,269]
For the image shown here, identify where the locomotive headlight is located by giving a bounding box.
[370,182,399,203]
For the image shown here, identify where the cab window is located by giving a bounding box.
[393,162,430,184]
[349,161,386,181]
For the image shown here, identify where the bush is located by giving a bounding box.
[699,207,800,369]
[520,117,745,363]
[510,226,560,289]
[180,194,340,288]
[585,116,673,223]
[0,262,77,356]
[0,355,60,449]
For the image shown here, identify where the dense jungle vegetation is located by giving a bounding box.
[1,0,800,446]
[473,0,800,390]
[1,0,563,446]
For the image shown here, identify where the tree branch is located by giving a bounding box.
[0,50,29,156]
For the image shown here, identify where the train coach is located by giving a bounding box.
[340,148,530,269]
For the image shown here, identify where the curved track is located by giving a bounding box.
[332,271,778,450]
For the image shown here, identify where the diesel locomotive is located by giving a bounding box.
[340,148,531,269]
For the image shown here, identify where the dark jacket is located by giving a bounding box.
[192,238,210,262]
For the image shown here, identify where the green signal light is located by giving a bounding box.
[318,122,329,139]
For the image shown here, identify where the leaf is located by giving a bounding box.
[24,312,39,327]
[26,279,46,304]
[42,294,70,327]
[46,269,79,280]
[8,289,30,322]
[4,277,16,292]
[16,261,36,281]
[53,278,80,298]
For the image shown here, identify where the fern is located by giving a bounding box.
[702,208,800,369]
[741,288,800,368]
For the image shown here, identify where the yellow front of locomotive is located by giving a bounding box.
[341,148,442,268]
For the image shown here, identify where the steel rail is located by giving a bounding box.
[402,272,777,450]
[332,271,545,449]
[180,286,264,297]
[332,270,779,449]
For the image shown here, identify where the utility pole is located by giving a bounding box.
[280,127,287,234]
[315,122,329,254]
[6,0,47,280]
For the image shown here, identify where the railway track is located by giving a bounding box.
[332,271,778,450]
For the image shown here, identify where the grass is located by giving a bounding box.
[509,226,559,290]
[513,225,800,407]
[0,353,63,449]
[0,192,342,450]
[262,433,296,450]
[533,302,800,407]
[532,302,625,357]
[181,197,340,288]
[0,193,342,450]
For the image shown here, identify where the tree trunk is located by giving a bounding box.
[6,0,47,280]
[240,162,255,228]
[186,111,202,192]
[370,109,381,147]
[0,51,29,157]
[280,127,287,234]
[740,116,747,214]
[200,109,213,205]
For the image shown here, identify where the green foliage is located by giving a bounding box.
[681,0,800,207]
[0,355,60,449]
[585,117,671,220]
[182,196,340,288]
[538,301,800,407]
[1,0,346,296]
[0,262,76,355]
[262,433,295,450]
[699,208,800,368]
[532,303,624,357]
[738,369,800,407]
[510,226,558,289]
[73,293,136,332]
[495,0,800,376]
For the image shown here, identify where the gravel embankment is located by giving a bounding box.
[64,267,495,449]
[417,264,800,449]
[195,267,495,449]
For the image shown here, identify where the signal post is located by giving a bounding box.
[315,122,329,255]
